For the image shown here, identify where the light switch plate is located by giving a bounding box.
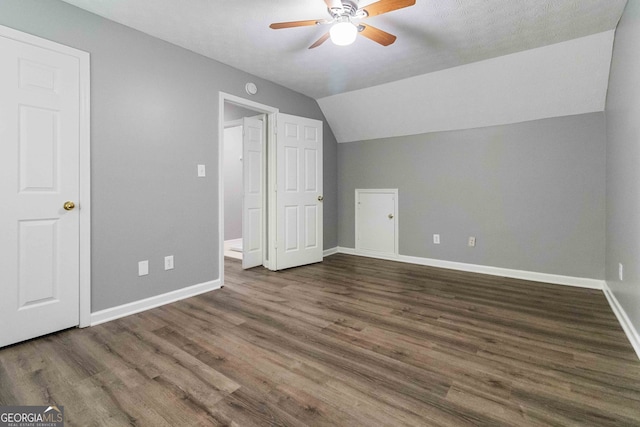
[433,234,440,244]
[197,164,206,177]
[165,255,174,271]
[138,260,149,276]
[619,263,624,281]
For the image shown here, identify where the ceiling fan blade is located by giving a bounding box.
[359,24,397,46]
[270,19,321,29]
[361,0,416,18]
[309,32,331,49]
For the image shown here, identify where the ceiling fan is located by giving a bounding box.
[269,0,416,49]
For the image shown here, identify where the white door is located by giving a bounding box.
[242,117,264,269]
[0,32,82,347]
[356,189,398,257]
[276,114,323,270]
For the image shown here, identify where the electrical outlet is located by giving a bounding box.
[138,260,149,276]
[433,234,440,244]
[468,236,476,247]
[619,263,624,281]
[165,255,174,271]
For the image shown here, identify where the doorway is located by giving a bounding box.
[223,121,245,261]
[219,94,277,279]
[218,93,325,281]
[223,108,266,267]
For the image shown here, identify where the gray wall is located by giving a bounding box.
[338,113,606,279]
[606,0,640,332]
[223,126,243,240]
[0,0,338,312]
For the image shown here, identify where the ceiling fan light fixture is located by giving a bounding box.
[330,21,357,46]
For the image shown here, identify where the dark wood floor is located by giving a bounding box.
[1,254,640,426]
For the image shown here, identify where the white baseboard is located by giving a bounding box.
[224,238,242,250]
[603,281,640,360]
[334,247,604,290]
[90,279,222,326]
[337,247,356,255]
[323,247,339,257]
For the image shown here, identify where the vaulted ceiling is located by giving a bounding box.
[60,0,627,99]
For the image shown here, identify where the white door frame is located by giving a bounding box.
[218,92,279,282]
[0,25,91,328]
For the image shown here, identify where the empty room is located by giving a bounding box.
[1,0,640,425]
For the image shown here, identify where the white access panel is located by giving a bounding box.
[355,189,398,257]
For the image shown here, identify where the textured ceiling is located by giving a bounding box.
[60,0,627,99]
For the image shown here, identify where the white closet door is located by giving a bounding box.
[0,32,82,347]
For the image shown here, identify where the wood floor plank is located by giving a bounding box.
[1,253,639,426]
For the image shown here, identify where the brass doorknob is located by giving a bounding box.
[388,213,394,219]
[318,195,324,201]
[63,201,75,211]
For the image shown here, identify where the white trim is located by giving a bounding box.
[224,238,243,251]
[357,248,400,260]
[323,247,339,257]
[225,114,265,129]
[90,279,221,326]
[338,247,357,255]
[78,45,91,328]
[355,189,399,259]
[224,238,243,260]
[0,25,92,328]
[335,247,604,290]
[218,93,279,279]
[266,112,278,271]
[603,281,640,360]
[224,119,243,129]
